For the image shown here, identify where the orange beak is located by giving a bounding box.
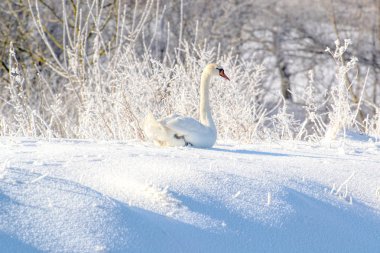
[219,69,230,81]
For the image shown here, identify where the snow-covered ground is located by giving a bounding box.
[1,136,380,252]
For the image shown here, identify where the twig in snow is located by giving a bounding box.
[335,171,355,196]
[30,173,49,184]
[0,160,11,179]
[330,183,336,194]
[331,171,355,203]
[232,191,241,199]
[267,192,272,206]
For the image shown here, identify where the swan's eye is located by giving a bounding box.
[216,68,223,73]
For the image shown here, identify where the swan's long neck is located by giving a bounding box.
[199,71,216,130]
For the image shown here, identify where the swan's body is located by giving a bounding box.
[143,63,229,148]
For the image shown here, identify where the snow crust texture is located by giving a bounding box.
[1,137,380,252]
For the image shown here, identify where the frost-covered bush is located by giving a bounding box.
[324,40,358,140]
[1,1,271,142]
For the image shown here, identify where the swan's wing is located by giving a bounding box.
[160,114,182,125]
[162,115,209,136]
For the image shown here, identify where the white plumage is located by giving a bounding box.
[143,63,230,148]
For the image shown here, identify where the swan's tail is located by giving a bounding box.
[143,112,168,145]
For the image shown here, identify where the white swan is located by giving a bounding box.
[143,63,230,148]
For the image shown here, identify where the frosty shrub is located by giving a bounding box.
[0,0,271,142]
[324,39,363,141]
[295,70,328,142]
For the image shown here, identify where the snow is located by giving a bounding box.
[1,136,380,252]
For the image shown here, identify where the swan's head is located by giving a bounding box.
[204,63,230,81]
